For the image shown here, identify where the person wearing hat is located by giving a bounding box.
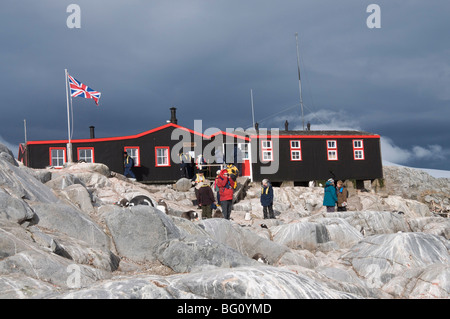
[323,178,337,212]
[197,181,216,219]
[216,169,234,219]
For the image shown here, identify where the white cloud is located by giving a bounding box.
[380,137,412,164]
[381,137,450,165]
[412,145,446,160]
[270,109,363,132]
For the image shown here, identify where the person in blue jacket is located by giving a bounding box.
[323,178,337,212]
[260,179,275,219]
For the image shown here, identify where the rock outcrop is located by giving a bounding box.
[0,143,449,299]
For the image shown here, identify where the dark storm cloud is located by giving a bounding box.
[1,0,450,170]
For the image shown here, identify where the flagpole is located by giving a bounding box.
[295,32,305,131]
[65,69,73,163]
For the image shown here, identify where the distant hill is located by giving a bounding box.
[383,160,450,179]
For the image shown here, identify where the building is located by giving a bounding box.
[19,108,383,185]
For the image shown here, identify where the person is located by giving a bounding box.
[336,180,349,211]
[213,169,221,206]
[196,154,207,172]
[123,151,136,180]
[179,151,191,178]
[214,148,224,169]
[260,179,275,219]
[216,169,235,219]
[197,181,216,219]
[323,178,337,212]
[192,170,205,185]
[226,163,239,187]
[192,171,206,208]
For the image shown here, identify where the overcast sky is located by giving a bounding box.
[1,1,449,170]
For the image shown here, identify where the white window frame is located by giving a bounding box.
[124,146,140,167]
[353,139,365,160]
[261,140,273,162]
[155,146,170,167]
[238,143,250,160]
[77,148,94,163]
[50,148,66,168]
[290,140,302,161]
[327,140,338,161]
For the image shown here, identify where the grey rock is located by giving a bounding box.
[174,178,192,192]
[45,173,85,190]
[103,205,181,262]
[0,159,60,204]
[382,263,450,298]
[0,274,58,298]
[166,266,358,299]
[156,235,257,273]
[408,217,450,239]
[199,218,290,264]
[320,211,411,236]
[0,143,18,166]
[341,232,450,289]
[59,184,95,215]
[0,189,35,224]
[59,276,176,299]
[29,202,110,251]
[0,219,35,260]
[29,226,119,272]
[271,218,362,252]
[59,265,359,299]
[383,165,450,211]
[0,249,112,289]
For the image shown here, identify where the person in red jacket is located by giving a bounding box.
[216,169,235,219]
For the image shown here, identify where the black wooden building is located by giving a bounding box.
[19,108,383,184]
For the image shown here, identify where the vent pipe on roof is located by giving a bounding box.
[284,120,289,131]
[89,126,95,139]
[170,107,178,124]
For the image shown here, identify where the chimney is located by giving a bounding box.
[89,126,95,139]
[284,120,289,131]
[170,107,178,124]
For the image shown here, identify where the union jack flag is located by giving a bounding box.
[68,74,101,105]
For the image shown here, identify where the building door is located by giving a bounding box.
[238,143,251,178]
[222,143,251,178]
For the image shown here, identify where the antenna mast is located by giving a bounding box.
[250,89,255,128]
[295,32,305,130]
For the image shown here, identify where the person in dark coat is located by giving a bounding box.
[123,152,136,179]
[323,178,337,212]
[197,181,216,219]
[260,179,275,219]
